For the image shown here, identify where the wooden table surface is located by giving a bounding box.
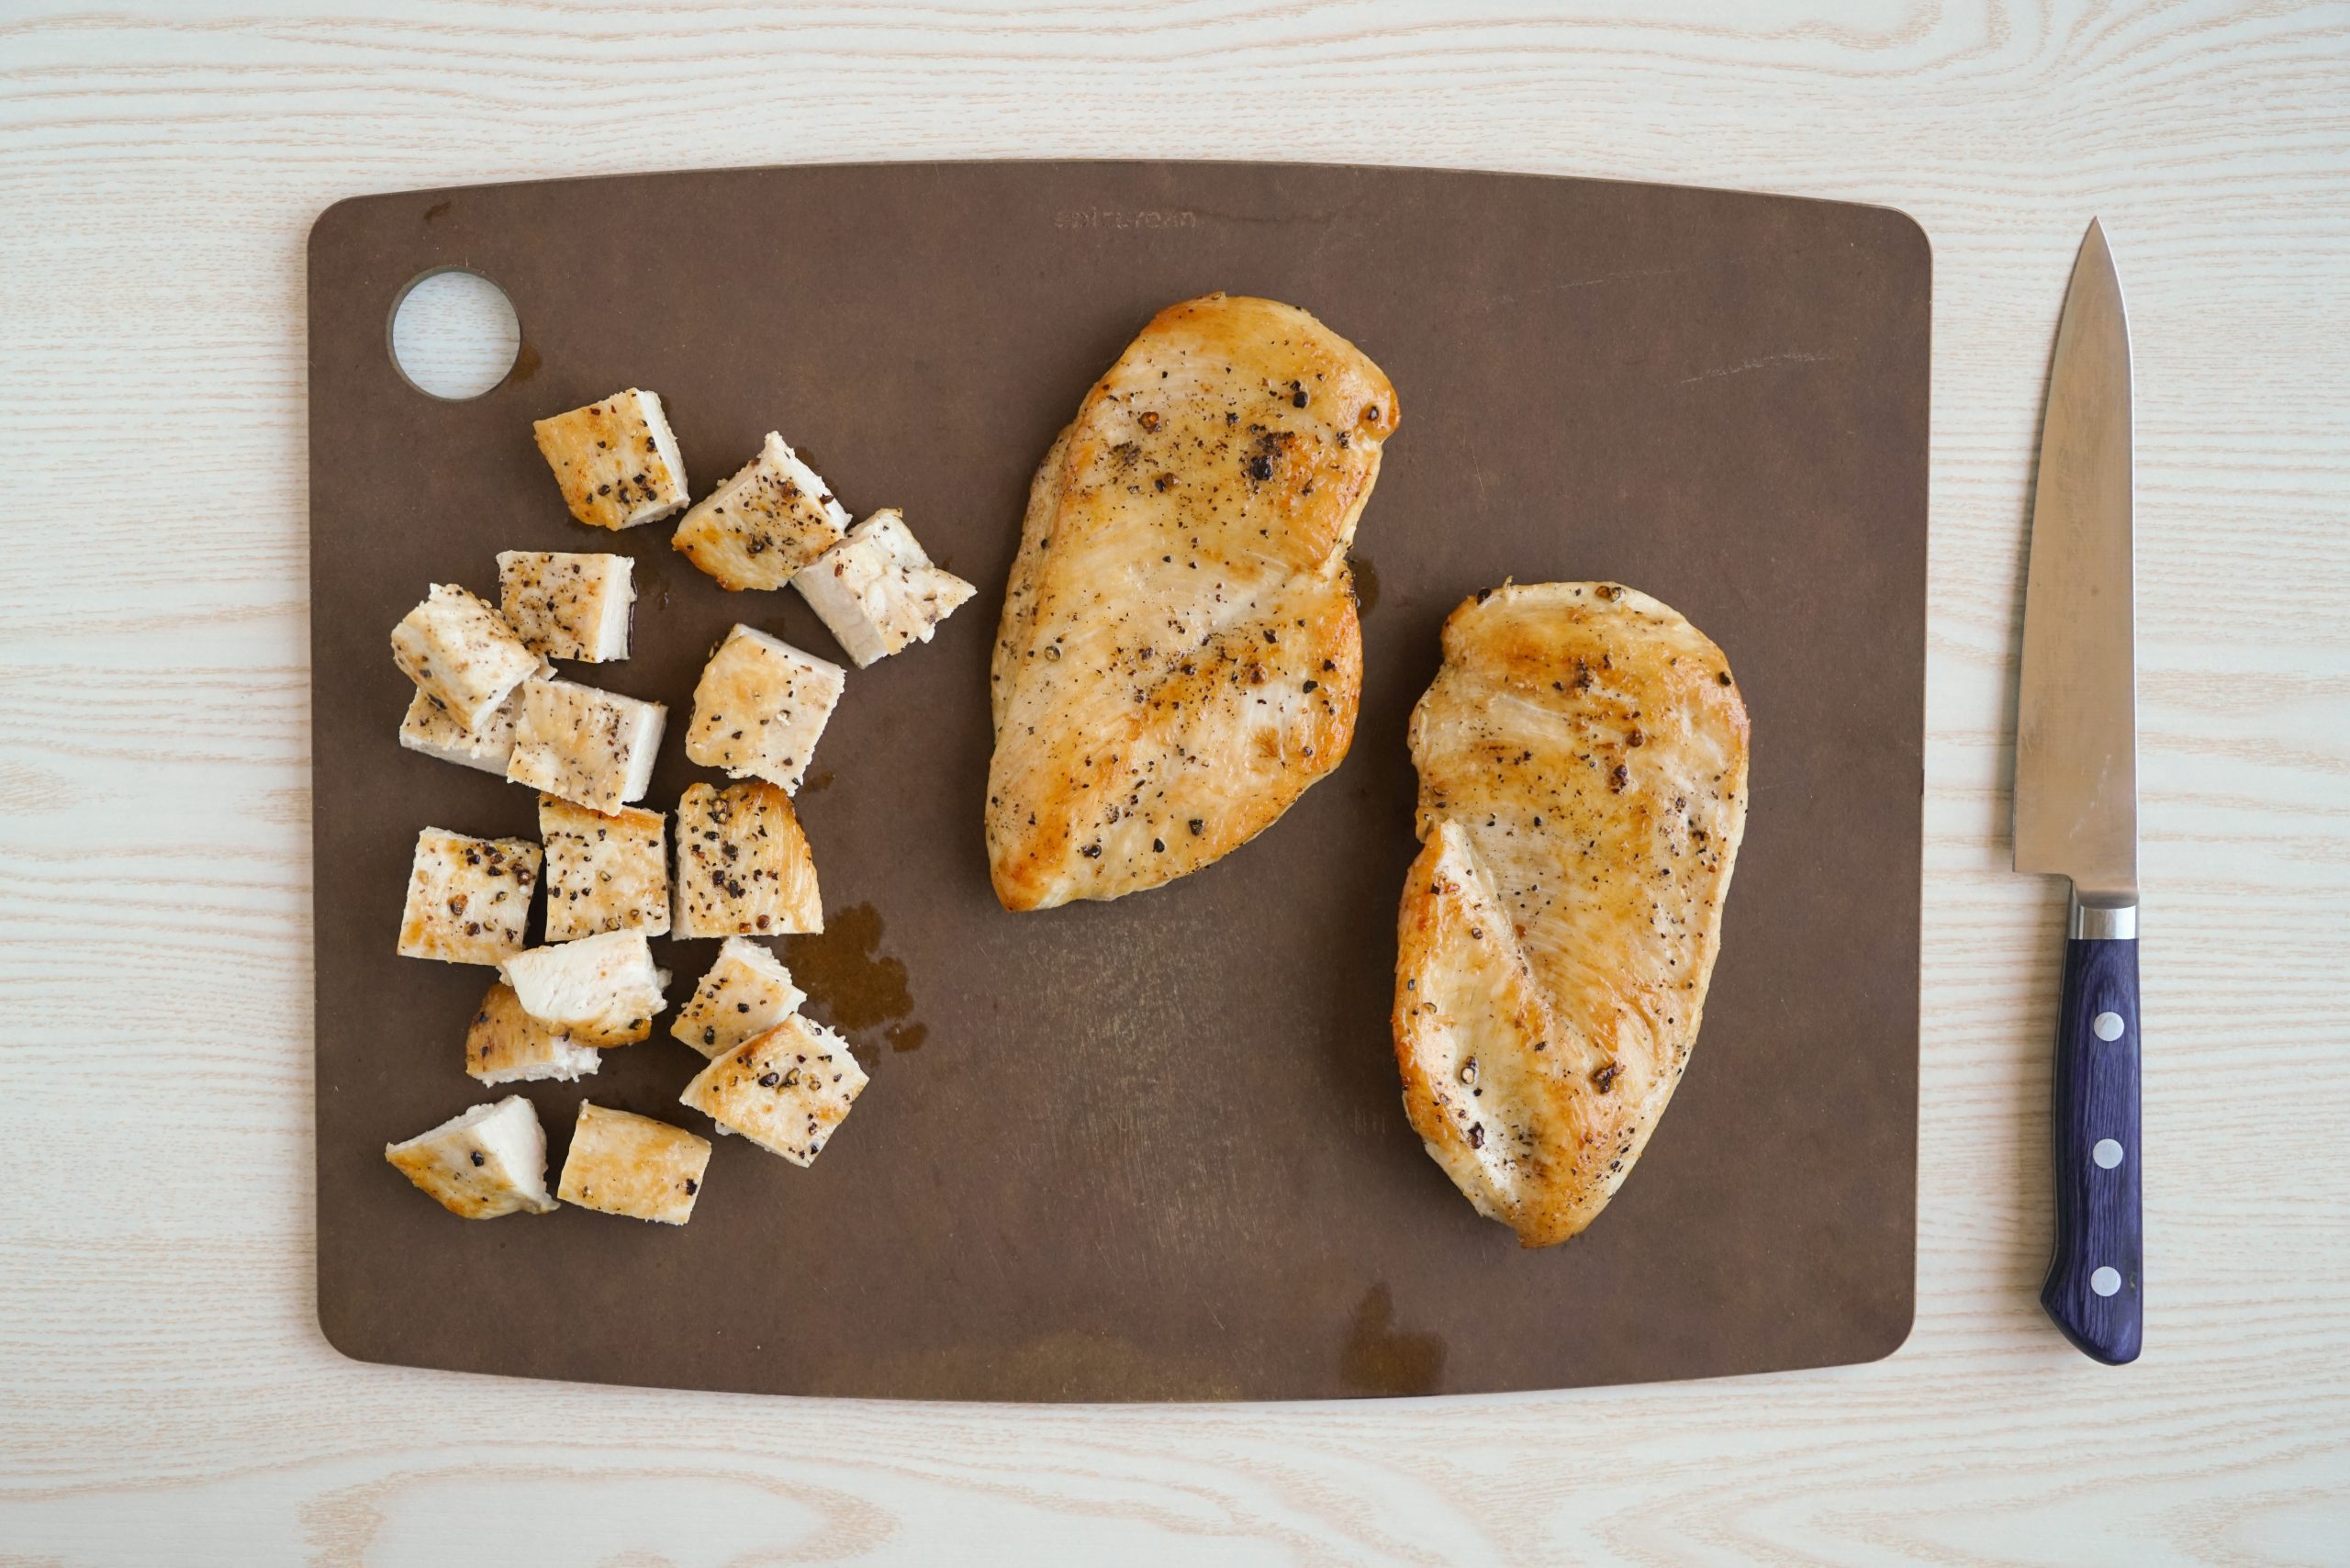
[3,4,2345,1562]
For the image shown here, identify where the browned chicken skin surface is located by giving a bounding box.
[1394,583,1749,1247]
[987,294,1398,911]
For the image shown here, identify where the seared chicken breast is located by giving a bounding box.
[1394,583,1749,1248]
[384,1096,557,1219]
[986,293,1398,910]
[557,1103,711,1226]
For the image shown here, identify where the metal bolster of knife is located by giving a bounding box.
[2070,890,2138,941]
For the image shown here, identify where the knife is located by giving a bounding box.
[2014,218,2143,1365]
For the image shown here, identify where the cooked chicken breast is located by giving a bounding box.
[678,1014,867,1168]
[499,928,669,1047]
[795,510,975,668]
[464,979,600,1085]
[538,796,669,941]
[532,388,688,531]
[672,431,851,591]
[505,677,666,812]
[986,293,1398,910]
[390,583,542,733]
[396,827,541,966]
[497,551,634,662]
[671,936,805,1058]
[557,1103,711,1226]
[682,624,844,796]
[1394,583,1749,1248]
[398,656,554,776]
[671,781,823,938]
[384,1096,557,1218]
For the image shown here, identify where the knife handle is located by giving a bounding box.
[2042,917,2143,1364]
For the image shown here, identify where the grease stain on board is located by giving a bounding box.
[1350,553,1380,615]
[629,549,672,611]
[423,199,451,224]
[508,340,541,384]
[1340,1282,1444,1395]
[788,902,922,1049]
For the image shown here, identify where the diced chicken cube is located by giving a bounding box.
[499,928,669,1047]
[670,936,806,1058]
[539,796,669,941]
[397,656,554,775]
[673,781,822,939]
[384,1095,557,1217]
[679,1014,868,1168]
[532,388,688,530]
[683,623,844,794]
[464,980,601,1084]
[506,677,666,812]
[497,550,635,662]
[556,1103,711,1225]
[390,582,543,731]
[670,431,851,591]
[397,828,542,966]
[794,510,977,668]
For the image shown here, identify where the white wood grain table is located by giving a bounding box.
[4,4,2346,1563]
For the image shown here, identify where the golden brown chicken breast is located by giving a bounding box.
[986,293,1398,910]
[1394,583,1749,1247]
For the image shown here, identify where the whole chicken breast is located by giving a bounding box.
[1394,583,1749,1248]
[986,293,1398,910]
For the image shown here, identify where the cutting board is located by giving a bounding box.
[308,162,1926,1401]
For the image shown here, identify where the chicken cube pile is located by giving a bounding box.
[382,385,957,1224]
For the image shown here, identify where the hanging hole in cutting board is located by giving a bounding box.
[387,268,520,399]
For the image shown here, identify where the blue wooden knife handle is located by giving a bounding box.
[2042,930,2143,1363]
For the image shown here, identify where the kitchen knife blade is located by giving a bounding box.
[2014,218,2142,1364]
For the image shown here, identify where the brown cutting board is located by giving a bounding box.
[308,162,1926,1400]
